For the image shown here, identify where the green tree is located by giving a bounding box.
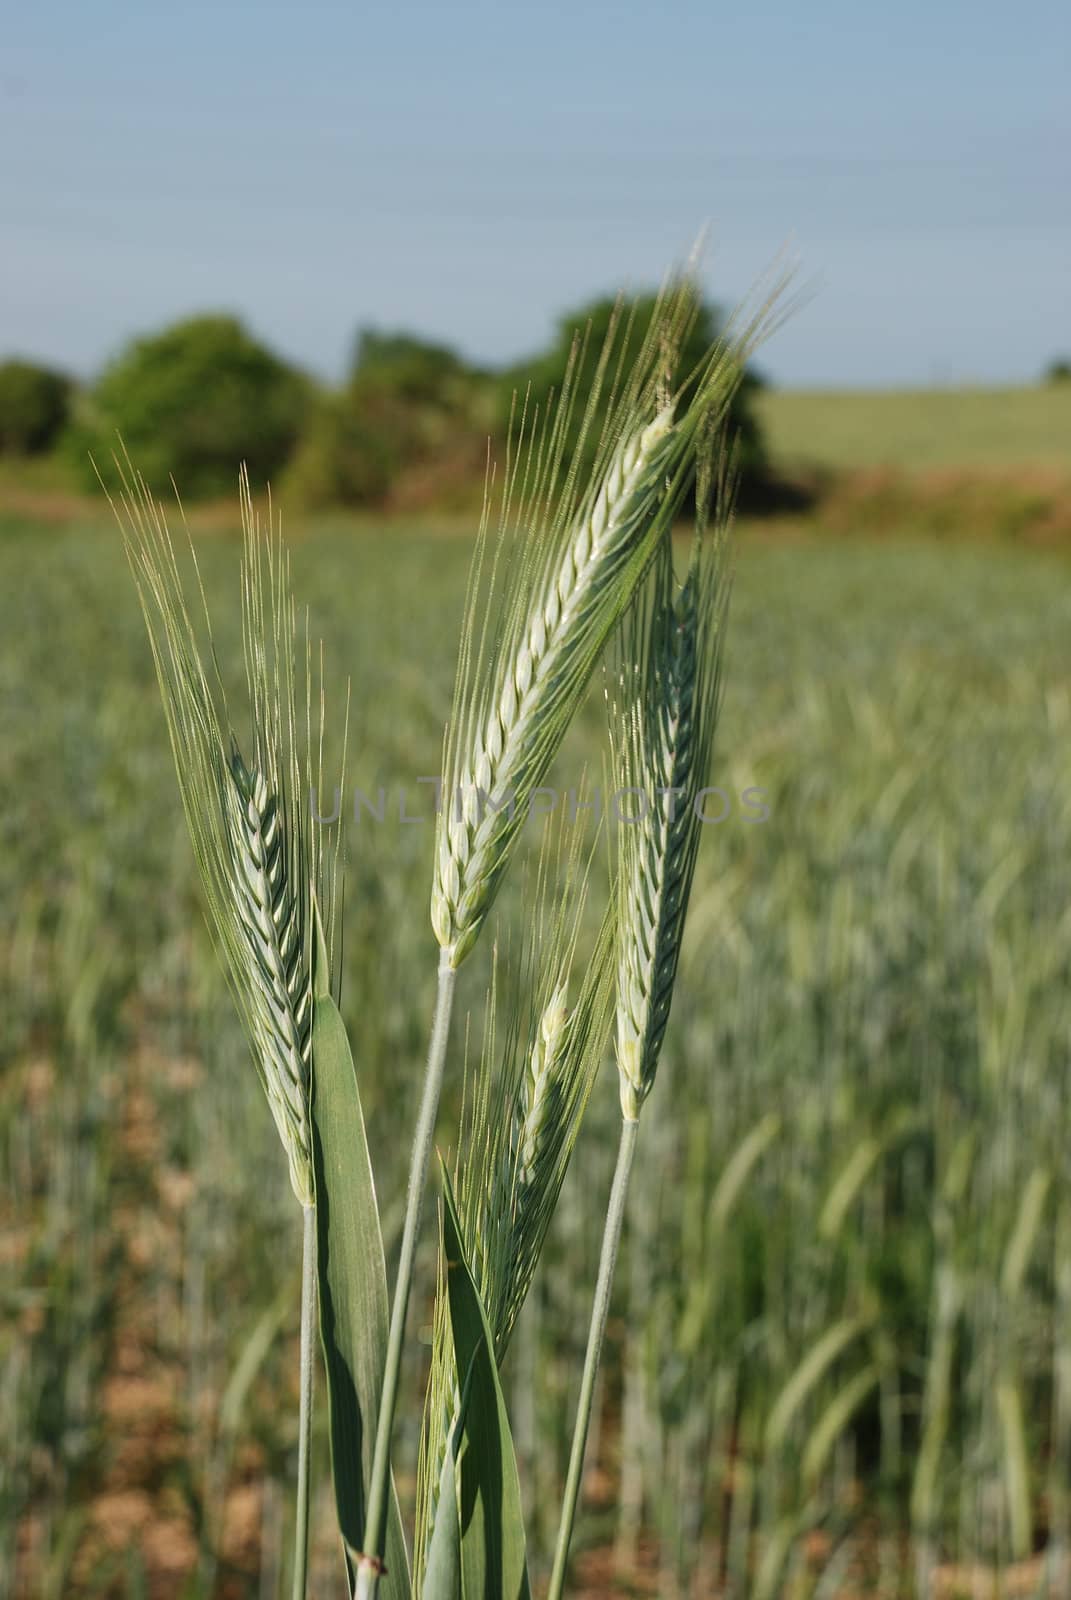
[284,393,400,510]
[350,330,478,405]
[75,315,310,496]
[0,360,72,455]
[288,330,493,509]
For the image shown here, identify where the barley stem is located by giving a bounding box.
[293,1202,316,1600]
[358,948,457,1598]
[548,1116,640,1600]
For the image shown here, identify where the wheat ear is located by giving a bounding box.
[432,273,780,970]
[433,408,672,966]
[115,463,332,1203]
[613,472,732,1118]
[517,980,570,1184]
[227,748,314,1197]
[475,911,615,1353]
[548,464,735,1600]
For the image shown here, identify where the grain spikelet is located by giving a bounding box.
[612,460,735,1119]
[113,459,338,1203]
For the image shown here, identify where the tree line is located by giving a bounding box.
[0,294,771,508]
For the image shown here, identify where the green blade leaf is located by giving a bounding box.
[311,910,409,1600]
[422,1439,462,1600]
[441,1171,531,1600]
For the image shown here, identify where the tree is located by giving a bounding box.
[350,330,479,405]
[74,315,310,496]
[287,330,493,509]
[0,360,72,455]
[284,393,400,509]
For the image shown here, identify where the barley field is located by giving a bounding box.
[3,508,1071,1598]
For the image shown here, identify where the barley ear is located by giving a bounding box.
[611,453,735,1120]
[114,458,339,1204]
[433,274,781,969]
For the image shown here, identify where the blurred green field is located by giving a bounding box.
[3,510,1071,1598]
[756,384,1071,472]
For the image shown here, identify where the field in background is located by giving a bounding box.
[3,510,1070,1599]
[746,382,1071,545]
[756,384,1071,472]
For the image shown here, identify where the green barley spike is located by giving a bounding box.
[612,464,734,1119]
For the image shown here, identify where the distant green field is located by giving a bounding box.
[757,383,1071,472]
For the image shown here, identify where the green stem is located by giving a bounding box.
[357,949,457,1598]
[293,1202,317,1600]
[547,1116,640,1600]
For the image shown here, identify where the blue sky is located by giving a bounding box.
[3,1,1068,388]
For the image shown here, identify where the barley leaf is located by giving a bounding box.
[422,1442,462,1600]
[310,917,409,1600]
[441,1171,531,1600]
